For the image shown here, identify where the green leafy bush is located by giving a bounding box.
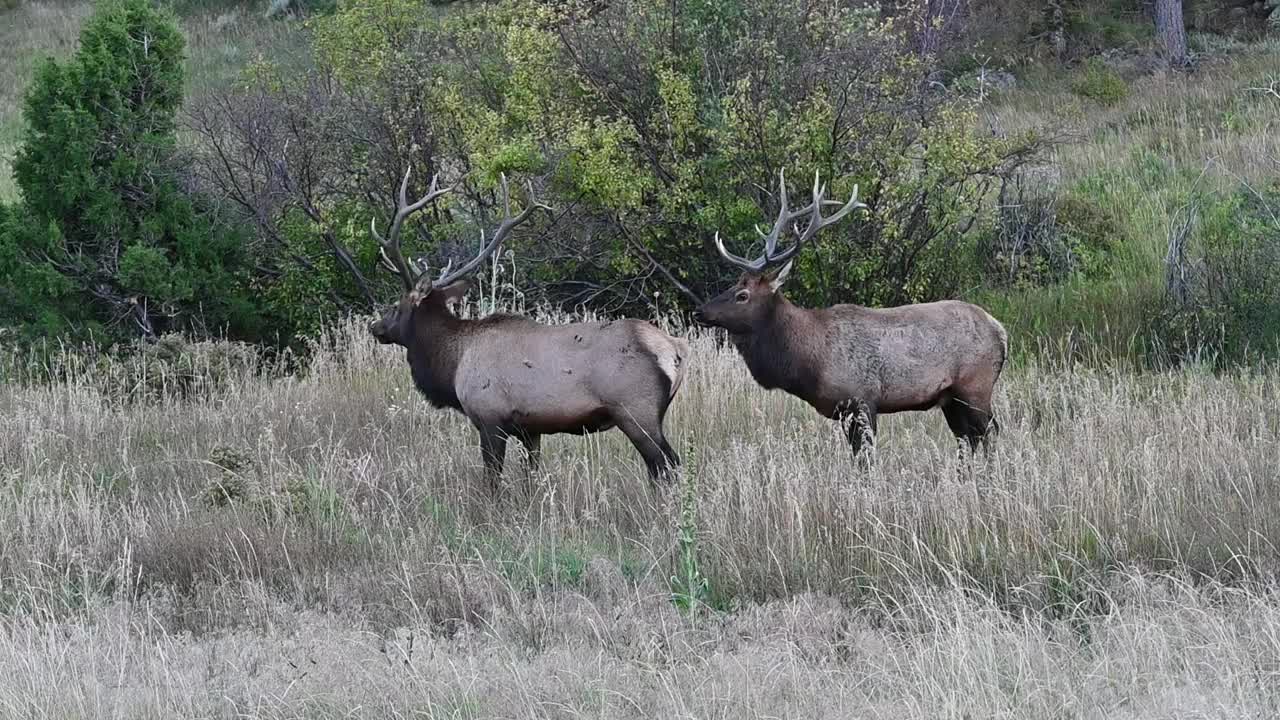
[1055,193,1120,278]
[420,0,1040,310]
[1071,58,1129,105]
[190,0,1041,330]
[1196,186,1280,362]
[979,177,1117,290]
[1156,185,1280,366]
[1065,3,1153,51]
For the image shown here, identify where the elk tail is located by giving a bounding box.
[636,325,688,404]
[992,314,1010,381]
[985,311,1009,446]
[668,337,690,402]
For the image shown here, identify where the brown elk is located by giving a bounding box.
[692,170,1008,457]
[369,169,687,491]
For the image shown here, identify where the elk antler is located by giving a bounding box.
[431,173,549,289]
[371,167,452,290]
[713,168,866,273]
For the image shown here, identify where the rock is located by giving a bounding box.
[981,70,1017,92]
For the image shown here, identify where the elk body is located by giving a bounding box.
[370,170,686,490]
[693,171,1008,456]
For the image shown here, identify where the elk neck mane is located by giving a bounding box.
[730,295,827,396]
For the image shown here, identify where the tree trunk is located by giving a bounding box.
[1154,0,1188,67]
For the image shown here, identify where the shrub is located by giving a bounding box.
[188,2,457,338]
[1195,185,1280,362]
[1065,4,1153,52]
[194,0,1040,326]
[1156,184,1280,366]
[1054,193,1119,278]
[5,335,265,404]
[102,335,264,403]
[1071,58,1129,105]
[980,176,1116,289]
[202,445,257,508]
[429,0,1042,310]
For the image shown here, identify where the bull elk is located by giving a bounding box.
[692,170,1008,456]
[369,169,687,490]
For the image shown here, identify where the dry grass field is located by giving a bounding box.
[3,314,1280,718]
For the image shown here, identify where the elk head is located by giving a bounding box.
[692,169,866,334]
[368,168,546,347]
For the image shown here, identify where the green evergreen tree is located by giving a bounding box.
[3,0,260,342]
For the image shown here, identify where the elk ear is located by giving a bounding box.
[434,279,472,309]
[767,260,794,291]
[411,274,436,305]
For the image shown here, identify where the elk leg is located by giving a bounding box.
[655,435,681,480]
[843,402,878,457]
[517,431,542,477]
[942,396,995,458]
[477,426,508,494]
[615,414,680,486]
[656,402,681,476]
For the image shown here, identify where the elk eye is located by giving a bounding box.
[734,290,750,303]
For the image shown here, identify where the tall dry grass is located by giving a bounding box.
[2,314,1280,717]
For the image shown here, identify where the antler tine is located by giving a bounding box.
[713,231,767,273]
[764,170,865,268]
[399,170,448,218]
[432,258,454,286]
[433,173,546,288]
[371,216,416,289]
[782,176,866,262]
[371,166,453,290]
[712,168,865,274]
[725,168,813,270]
[378,247,399,275]
[714,169,797,272]
[811,181,866,233]
[761,169,836,264]
[527,179,552,212]
[760,168,789,258]
[397,165,412,213]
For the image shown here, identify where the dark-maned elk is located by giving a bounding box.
[369,169,687,491]
[692,170,1008,458]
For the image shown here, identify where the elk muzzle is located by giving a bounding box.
[369,316,395,344]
